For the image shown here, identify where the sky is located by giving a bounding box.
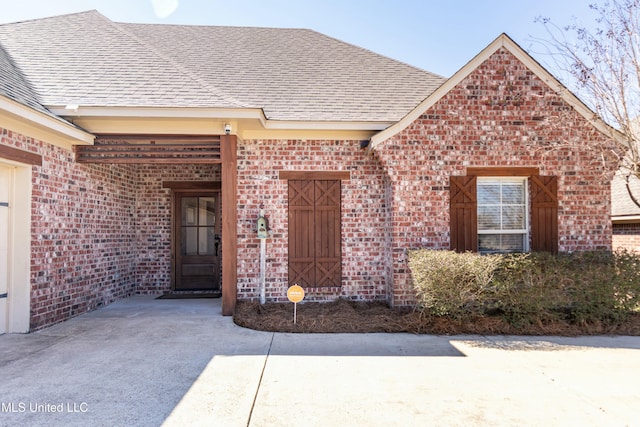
[0,0,600,78]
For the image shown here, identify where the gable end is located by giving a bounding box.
[369,33,618,150]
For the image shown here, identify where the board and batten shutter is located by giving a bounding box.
[288,180,341,287]
[530,175,558,253]
[450,175,478,252]
[450,172,558,253]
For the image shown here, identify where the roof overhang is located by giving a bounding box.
[368,33,624,151]
[0,96,95,149]
[49,106,392,140]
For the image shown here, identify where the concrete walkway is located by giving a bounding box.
[0,296,639,427]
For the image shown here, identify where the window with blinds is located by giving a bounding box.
[477,178,528,253]
[450,172,558,254]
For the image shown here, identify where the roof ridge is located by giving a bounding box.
[0,9,99,27]
[115,20,308,31]
[97,13,251,109]
[304,28,446,80]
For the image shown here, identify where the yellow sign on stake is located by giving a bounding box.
[287,284,305,324]
[287,284,305,303]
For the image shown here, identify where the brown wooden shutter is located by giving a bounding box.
[289,180,315,287]
[530,175,558,253]
[288,180,341,287]
[314,181,341,287]
[450,176,478,252]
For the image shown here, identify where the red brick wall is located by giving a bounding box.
[373,48,618,306]
[1,129,220,330]
[236,139,389,303]
[0,47,622,320]
[1,129,138,330]
[613,223,640,252]
[134,164,220,293]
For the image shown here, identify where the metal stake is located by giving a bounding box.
[259,238,266,304]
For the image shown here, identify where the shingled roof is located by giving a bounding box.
[612,172,640,219]
[0,43,46,113]
[0,10,445,123]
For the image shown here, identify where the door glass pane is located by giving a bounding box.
[182,227,198,255]
[199,197,216,226]
[182,197,198,226]
[198,227,216,255]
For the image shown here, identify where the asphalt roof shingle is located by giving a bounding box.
[0,10,446,122]
[612,172,640,217]
[121,22,446,121]
[0,41,81,128]
[0,11,244,110]
[0,42,50,115]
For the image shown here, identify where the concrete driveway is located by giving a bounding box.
[0,296,638,427]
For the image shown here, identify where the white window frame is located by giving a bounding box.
[477,177,529,253]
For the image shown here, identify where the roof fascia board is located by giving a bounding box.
[49,106,391,131]
[369,33,622,150]
[49,106,268,120]
[239,128,378,141]
[265,120,390,131]
[0,96,95,146]
[612,215,640,223]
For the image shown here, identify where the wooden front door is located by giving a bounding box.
[174,191,221,291]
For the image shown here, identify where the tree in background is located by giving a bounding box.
[537,0,640,206]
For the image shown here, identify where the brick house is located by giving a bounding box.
[611,173,640,252]
[0,11,618,332]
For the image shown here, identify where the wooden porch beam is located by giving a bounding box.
[74,140,221,164]
[95,134,222,143]
[162,181,222,190]
[0,145,42,166]
[221,135,238,316]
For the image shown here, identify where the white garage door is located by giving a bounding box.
[0,166,10,334]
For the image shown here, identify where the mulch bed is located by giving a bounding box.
[233,299,640,336]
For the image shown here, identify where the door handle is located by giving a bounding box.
[214,234,221,256]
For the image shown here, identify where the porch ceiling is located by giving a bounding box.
[73,135,221,164]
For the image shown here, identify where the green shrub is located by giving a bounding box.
[407,249,640,327]
[612,249,640,313]
[407,250,502,320]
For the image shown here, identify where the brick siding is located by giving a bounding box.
[134,164,220,294]
[0,47,621,323]
[373,48,619,306]
[236,139,389,303]
[613,223,640,252]
[1,129,136,330]
[1,129,219,330]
